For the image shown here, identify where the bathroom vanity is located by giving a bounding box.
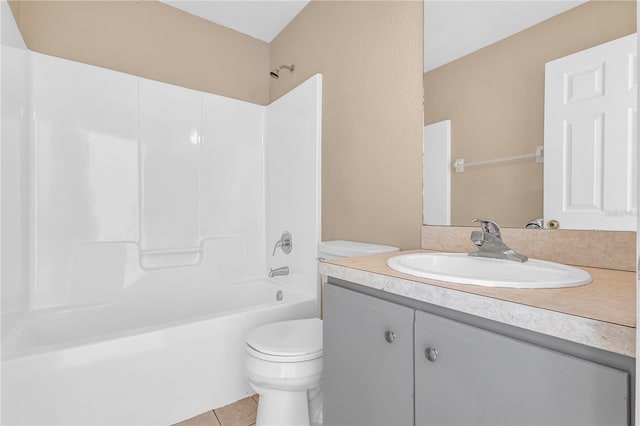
[320,249,636,426]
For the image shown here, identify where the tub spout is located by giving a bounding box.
[269,266,289,278]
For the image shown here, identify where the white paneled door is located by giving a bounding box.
[544,33,637,230]
[423,120,451,226]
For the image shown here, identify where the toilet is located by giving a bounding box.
[245,318,323,426]
[245,240,400,426]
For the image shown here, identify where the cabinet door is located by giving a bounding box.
[415,311,629,425]
[324,284,414,426]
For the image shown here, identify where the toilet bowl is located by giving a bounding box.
[245,318,323,426]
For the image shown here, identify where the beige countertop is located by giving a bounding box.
[320,249,636,357]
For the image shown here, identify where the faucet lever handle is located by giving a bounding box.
[472,218,502,239]
[272,240,282,256]
[272,231,293,256]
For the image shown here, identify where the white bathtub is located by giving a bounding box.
[1,279,317,425]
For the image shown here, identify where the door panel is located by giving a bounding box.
[544,33,637,230]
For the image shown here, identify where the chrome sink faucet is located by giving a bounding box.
[468,218,528,263]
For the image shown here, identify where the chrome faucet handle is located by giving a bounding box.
[272,231,293,256]
[272,241,282,256]
[472,218,502,239]
[469,219,528,262]
[526,218,544,229]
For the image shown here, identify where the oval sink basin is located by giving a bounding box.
[386,253,591,289]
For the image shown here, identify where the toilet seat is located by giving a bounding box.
[246,318,322,362]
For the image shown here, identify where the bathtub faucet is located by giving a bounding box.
[272,231,293,256]
[269,266,289,278]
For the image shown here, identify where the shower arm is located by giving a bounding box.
[270,64,295,79]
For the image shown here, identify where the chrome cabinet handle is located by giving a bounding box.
[425,347,438,362]
[384,331,396,343]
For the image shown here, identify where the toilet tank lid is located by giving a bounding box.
[318,240,400,258]
[246,318,323,357]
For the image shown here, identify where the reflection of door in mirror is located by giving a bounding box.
[424,120,451,225]
[544,33,637,231]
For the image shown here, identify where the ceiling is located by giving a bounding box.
[160,0,309,43]
[161,0,588,71]
[424,1,587,72]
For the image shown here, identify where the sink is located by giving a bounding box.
[386,253,591,289]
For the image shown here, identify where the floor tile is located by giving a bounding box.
[214,396,258,426]
[251,394,259,404]
[173,410,221,426]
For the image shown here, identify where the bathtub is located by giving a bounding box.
[1,278,317,425]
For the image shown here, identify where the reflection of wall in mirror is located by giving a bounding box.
[423,0,636,229]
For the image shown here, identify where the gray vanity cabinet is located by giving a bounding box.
[414,310,629,425]
[323,283,414,426]
[324,280,632,425]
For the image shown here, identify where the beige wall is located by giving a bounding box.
[271,1,424,249]
[11,1,269,104]
[8,0,19,24]
[424,0,636,228]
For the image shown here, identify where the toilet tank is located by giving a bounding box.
[318,240,400,260]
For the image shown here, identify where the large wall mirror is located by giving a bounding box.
[423,0,637,230]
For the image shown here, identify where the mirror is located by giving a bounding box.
[423,0,637,230]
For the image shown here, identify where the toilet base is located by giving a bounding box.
[255,388,311,426]
[308,386,323,425]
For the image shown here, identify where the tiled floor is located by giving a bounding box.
[174,395,259,426]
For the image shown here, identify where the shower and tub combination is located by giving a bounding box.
[1,4,323,424]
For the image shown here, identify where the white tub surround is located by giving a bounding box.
[7,51,323,312]
[1,0,31,330]
[28,52,272,307]
[1,12,323,423]
[266,78,323,307]
[320,250,636,358]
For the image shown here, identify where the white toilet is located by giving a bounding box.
[245,318,323,426]
[245,240,400,426]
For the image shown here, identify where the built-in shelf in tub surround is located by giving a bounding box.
[319,250,636,357]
